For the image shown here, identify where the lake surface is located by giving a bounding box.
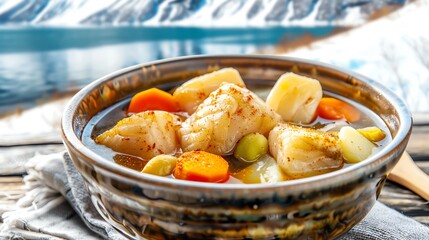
[0,26,335,113]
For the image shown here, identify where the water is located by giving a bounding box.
[0,26,335,113]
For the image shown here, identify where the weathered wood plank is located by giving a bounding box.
[0,95,71,146]
[417,162,429,169]
[0,178,25,218]
[413,113,429,126]
[382,150,429,219]
[0,144,65,175]
[0,177,23,183]
[379,181,429,226]
[407,124,429,160]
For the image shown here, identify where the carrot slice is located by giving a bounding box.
[128,88,179,113]
[317,97,361,122]
[174,151,229,183]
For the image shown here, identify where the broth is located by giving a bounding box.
[82,80,392,184]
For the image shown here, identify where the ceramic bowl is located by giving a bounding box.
[61,55,412,239]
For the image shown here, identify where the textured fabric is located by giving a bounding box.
[1,152,429,239]
[0,152,123,240]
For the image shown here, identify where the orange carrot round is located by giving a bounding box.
[128,88,179,113]
[174,151,229,183]
[317,97,361,122]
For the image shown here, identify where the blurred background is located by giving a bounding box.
[3,0,428,117]
[2,0,429,230]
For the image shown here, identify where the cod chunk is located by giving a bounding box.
[179,83,281,155]
[96,111,181,160]
[173,68,245,114]
[269,124,343,178]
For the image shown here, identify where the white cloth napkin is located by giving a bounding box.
[1,152,429,239]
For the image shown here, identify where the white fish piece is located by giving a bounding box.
[179,83,281,155]
[269,124,343,179]
[173,68,245,114]
[266,72,322,123]
[96,111,181,160]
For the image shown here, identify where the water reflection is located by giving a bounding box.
[0,26,335,112]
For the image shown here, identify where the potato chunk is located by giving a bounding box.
[357,127,386,142]
[339,126,375,163]
[142,155,177,176]
[269,124,343,178]
[233,155,289,184]
[96,111,181,160]
[266,72,322,123]
[179,83,281,155]
[173,68,245,114]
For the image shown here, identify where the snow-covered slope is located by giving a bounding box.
[285,0,429,112]
[0,0,406,26]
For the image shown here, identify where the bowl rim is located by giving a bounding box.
[61,54,412,191]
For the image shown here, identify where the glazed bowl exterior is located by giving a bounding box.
[61,55,412,239]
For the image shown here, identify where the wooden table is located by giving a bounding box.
[1,113,428,227]
[379,119,429,226]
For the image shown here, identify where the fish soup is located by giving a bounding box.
[82,68,391,184]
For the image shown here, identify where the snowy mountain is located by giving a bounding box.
[0,0,406,26]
